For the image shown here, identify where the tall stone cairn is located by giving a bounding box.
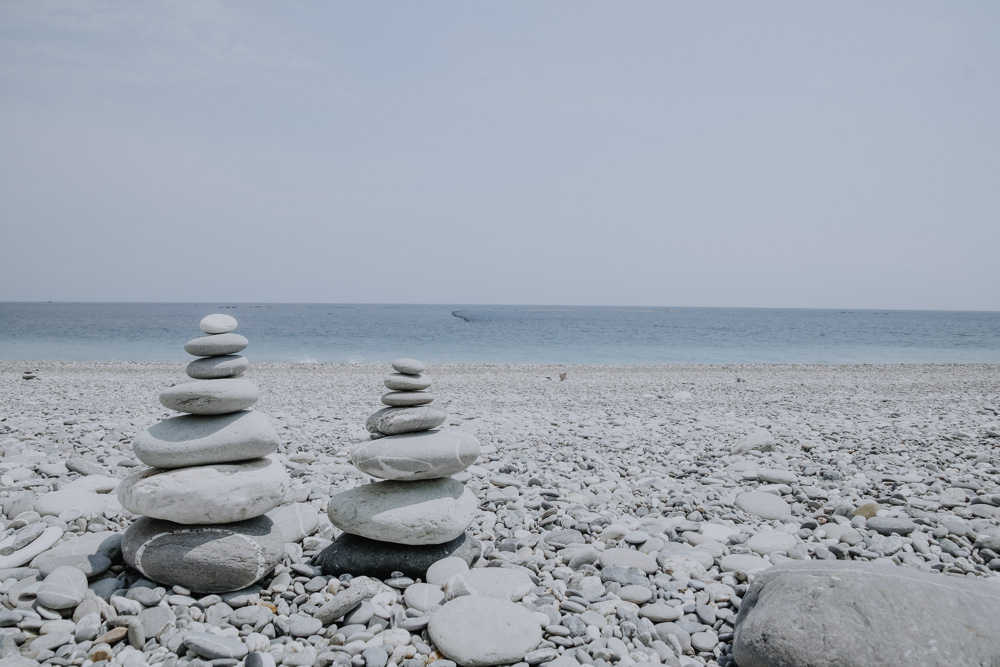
[317,358,482,578]
[120,314,289,593]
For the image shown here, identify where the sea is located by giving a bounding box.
[1,302,999,365]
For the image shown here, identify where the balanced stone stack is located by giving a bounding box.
[120,314,288,593]
[317,358,482,578]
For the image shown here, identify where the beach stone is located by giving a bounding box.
[316,532,480,579]
[383,373,432,391]
[381,391,434,407]
[184,333,248,357]
[34,490,105,517]
[31,531,122,568]
[733,561,1000,667]
[122,515,282,593]
[36,566,88,609]
[426,556,471,586]
[736,492,791,519]
[61,475,119,493]
[200,314,238,335]
[37,554,111,578]
[403,583,445,611]
[186,355,249,380]
[866,517,918,536]
[327,478,476,545]
[639,602,683,623]
[443,567,534,601]
[0,526,63,569]
[599,548,658,574]
[366,406,446,436]
[138,606,174,639]
[132,410,279,468]
[119,455,289,524]
[757,469,798,485]
[731,429,777,454]
[746,531,797,555]
[184,632,248,660]
[351,430,480,481]
[721,554,771,573]
[159,378,259,415]
[266,503,321,543]
[428,596,543,667]
[392,358,426,374]
[853,502,882,519]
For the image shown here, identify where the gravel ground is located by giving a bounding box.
[1,361,999,667]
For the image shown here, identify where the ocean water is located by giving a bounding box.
[1,302,998,364]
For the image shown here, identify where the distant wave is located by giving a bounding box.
[451,310,471,322]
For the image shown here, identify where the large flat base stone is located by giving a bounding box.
[314,532,480,579]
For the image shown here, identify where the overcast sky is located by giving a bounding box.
[1,2,997,310]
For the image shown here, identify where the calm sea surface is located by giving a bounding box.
[1,302,998,364]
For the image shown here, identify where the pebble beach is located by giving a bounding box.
[2,360,999,667]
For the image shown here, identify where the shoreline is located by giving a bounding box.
[1,361,998,665]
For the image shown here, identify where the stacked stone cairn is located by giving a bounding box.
[317,358,482,578]
[119,314,289,593]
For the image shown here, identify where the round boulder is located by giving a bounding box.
[118,456,289,524]
[327,478,476,545]
[122,516,282,594]
[428,596,543,667]
[159,379,259,415]
[132,410,279,468]
[351,430,480,481]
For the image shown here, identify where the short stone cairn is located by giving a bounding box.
[317,358,482,578]
[120,314,289,593]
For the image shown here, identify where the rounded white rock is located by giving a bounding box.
[159,378,259,415]
[185,333,248,357]
[381,391,434,407]
[200,314,238,335]
[351,430,480,481]
[428,596,543,667]
[118,455,289,524]
[186,355,248,380]
[132,410,279,469]
[327,478,476,545]
[384,374,432,391]
[391,358,426,375]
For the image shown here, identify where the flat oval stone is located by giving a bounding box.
[186,355,248,380]
[383,373,432,391]
[366,406,446,436]
[428,596,543,667]
[443,567,535,602]
[327,478,476,545]
[132,410,279,469]
[35,491,105,518]
[119,456,289,524]
[184,333,248,357]
[37,554,112,579]
[391,358,426,374]
[36,566,88,610]
[159,379,259,415]
[0,526,63,569]
[200,314,238,335]
[316,533,480,579]
[351,430,480,481]
[381,391,434,407]
[736,492,791,520]
[122,516,282,594]
[266,503,322,543]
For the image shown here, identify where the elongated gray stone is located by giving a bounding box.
[351,430,480,481]
[132,410,279,468]
[122,516,282,593]
[186,355,248,380]
[327,478,476,545]
[736,491,791,520]
[200,314,238,334]
[381,391,434,407]
[316,532,480,579]
[184,632,248,660]
[119,456,289,524]
[184,333,248,357]
[159,378,259,415]
[383,373,432,391]
[733,561,1000,667]
[366,406,446,436]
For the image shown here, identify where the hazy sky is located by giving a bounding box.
[1,2,997,309]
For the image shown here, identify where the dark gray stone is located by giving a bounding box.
[733,561,1000,667]
[315,532,480,579]
[122,516,282,594]
[865,517,917,536]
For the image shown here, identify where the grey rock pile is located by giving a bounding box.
[120,314,289,593]
[318,358,482,579]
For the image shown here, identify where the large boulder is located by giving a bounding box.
[733,561,1000,667]
[351,430,480,481]
[132,410,279,468]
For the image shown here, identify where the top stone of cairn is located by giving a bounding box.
[200,313,238,335]
[392,358,426,375]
